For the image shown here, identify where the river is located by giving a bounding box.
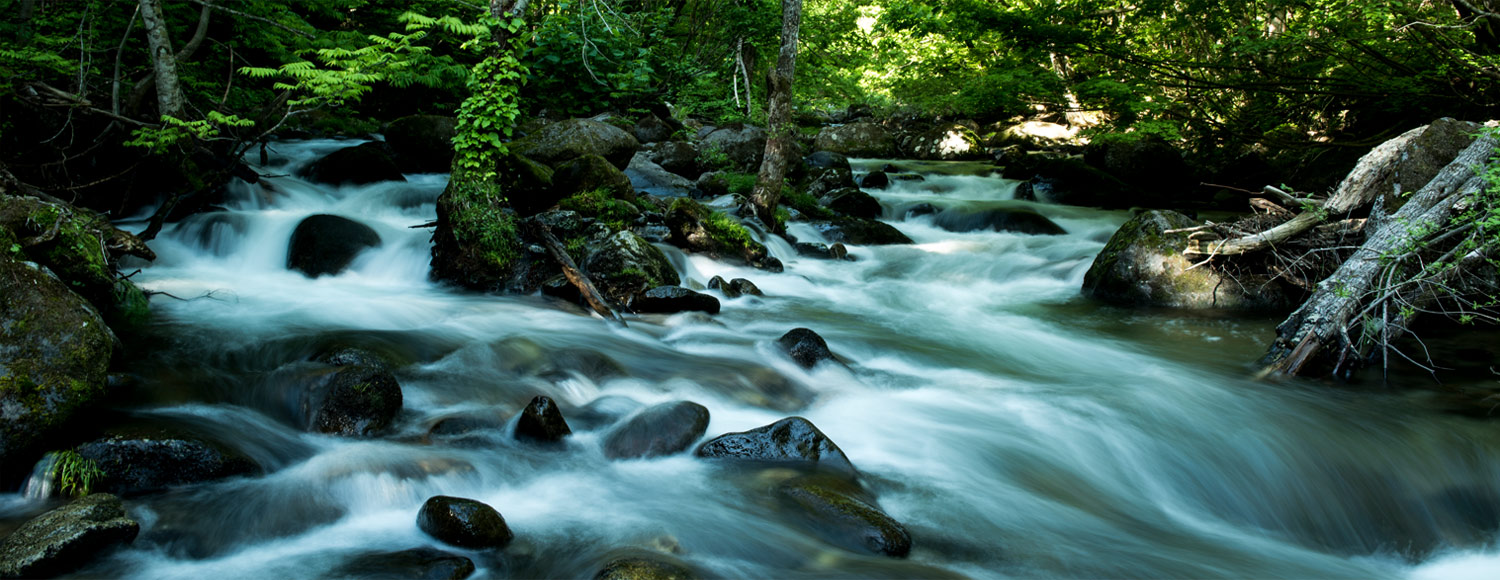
[10,139,1500,578]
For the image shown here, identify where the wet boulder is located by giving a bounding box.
[811,218,911,245]
[0,493,139,578]
[304,364,403,437]
[700,125,768,170]
[430,174,525,291]
[287,214,382,277]
[512,118,640,170]
[1082,210,1293,310]
[648,142,700,179]
[821,188,882,220]
[777,473,912,558]
[627,152,694,198]
[594,553,699,580]
[708,276,762,299]
[777,328,836,369]
[515,395,572,443]
[497,150,562,217]
[804,151,851,172]
[554,154,636,202]
[906,122,983,161]
[931,208,1065,236]
[75,431,259,496]
[417,496,514,549]
[814,123,897,158]
[385,115,458,173]
[859,171,890,190]
[806,168,857,198]
[664,199,777,270]
[305,142,406,185]
[793,242,850,261]
[695,416,857,476]
[631,286,721,315]
[0,256,113,469]
[315,346,393,370]
[602,401,711,460]
[584,231,681,306]
[331,547,475,580]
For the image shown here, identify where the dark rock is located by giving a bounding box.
[497,151,562,217]
[730,278,762,297]
[806,168,857,198]
[812,218,911,245]
[632,286,721,315]
[1083,135,1193,193]
[602,401,711,459]
[554,154,636,202]
[1001,156,1144,209]
[695,416,856,476]
[906,123,983,161]
[417,496,514,549]
[594,553,698,580]
[315,346,391,370]
[829,243,850,261]
[633,113,674,144]
[804,151,851,172]
[859,171,890,189]
[287,214,382,277]
[700,126,768,170]
[305,142,406,185]
[512,118,641,169]
[663,199,776,269]
[707,275,736,298]
[794,242,834,259]
[1013,181,1036,202]
[931,208,1065,235]
[777,328,835,369]
[1082,210,1294,310]
[693,172,729,198]
[814,123,896,157]
[428,413,506,437]
[777,473,912,558]
[822,188,883,220]
[906,203,939,217]
[0,256,112,469]
[627,152,694,198]
[330,547,476,580]
[584,231,680,306]
[515,395,572,443]
[385,115,458,173]
[305,364,403,437]
[541,274,584,305]
[0,493,139,578]
[75,433,259,496]
[650,142,700,178]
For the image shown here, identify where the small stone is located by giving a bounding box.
[777,328,834,369]
[632,286,721,315]
[515,395,572,443]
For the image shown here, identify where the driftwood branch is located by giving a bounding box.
[524,219,626,327]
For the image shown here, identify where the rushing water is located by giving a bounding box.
[6,140,1500,578]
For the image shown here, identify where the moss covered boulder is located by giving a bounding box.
[0,256,114,470]
[430,174,524,291]
[905,122,983,161]
[664,199,778,270]
[776,473,912,558]
[76,426,260,496]
[700,125,768,170]
[1082,210,1293,310]
[497,151,561,217]
[584,231,680,306]
[814,123,897,158]
[0,493,139,578]
[512,118,640,170]
[554,154,636,202]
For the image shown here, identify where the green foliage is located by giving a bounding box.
[239,28,437,108]
[557,187,640,231]
[703,211,757,252]
[48,450,104,497]
[125,112,255,154]
[450,16,529,178]
[721,172,758,195]
[696,145,734,172]
[523,1,665,116]
[448,171,520,272]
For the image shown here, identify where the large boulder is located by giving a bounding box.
[628,151,694,198]
[699,125,768,170]
[76,430,259,496]
[814,123,897,158]
[631,286,721,315]
[304,142,407,185]
[430,174,525,291]
[632,113,674,144]
[649,142,700,178]
[0,257,113,470]
[821,188,883,220]
[810,218,911,245]
[286,214,382,277]
[1082,210,1294,310]
[0,195,154,328]
[931,208,1066,235]
[806,168,858,198]
[905,123,983,160]
[331,547,475,580]
[497,151,562,217]
[303,364,403,437]
[385,115,458,173]
[584,231,680,306]
[664,199,778,269]
[512,118,640,170]
[695,416,857,476]
[417,496,514,549]
[602,401,711,460]
[0,493,139,578]
[554,154,636,201]
[777,473,912,558]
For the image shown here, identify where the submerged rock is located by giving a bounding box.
[305,142,406,185]
[708,276,763,299]
[777,473,912,558]
[515,395,572,443]
[695,417,857,476]
[0,493,139,578]
[931,208,1065,236]
[811,218,911,246]
[602,401,711,460]
[417,496,514,549]
[286,214,382,277]
[631,286,721,315]
[305,365,403,437]
[777,328,835,369]
[821,188,883,220]
[330,547,475,580]
[594,553,699,580]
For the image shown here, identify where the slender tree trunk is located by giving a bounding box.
[138,0,186,119]
[749,0,802,232]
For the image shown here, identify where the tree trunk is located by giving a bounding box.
[1261,131,1499,376]
[749,0,802,232]
[138,0,187,119]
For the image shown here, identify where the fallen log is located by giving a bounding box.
[524,219,627,327]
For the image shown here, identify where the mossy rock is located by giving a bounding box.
[497,151,561,217]
[0,195,151,310]
[663,199,777,269]
[512,118,640,170]
[554,154,636,203]
[814,123,897,157]
[0,493,139,578]
[583,230,680,306]
[905,123,984,161]
[776,472,912,558]
[1081,210,1293,310]
[0,256,113,468]
[430,173,524,292]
